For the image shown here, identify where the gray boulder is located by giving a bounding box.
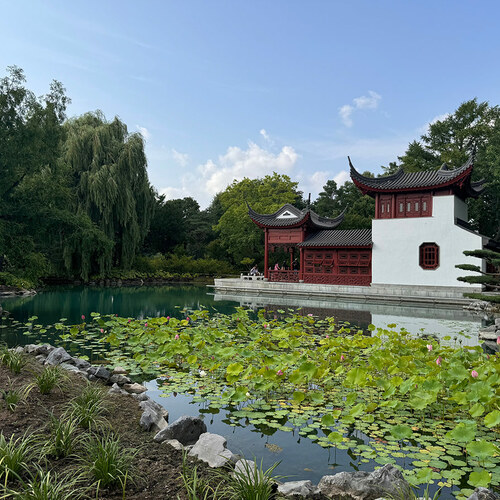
[59,362,80,373]
[318,464,412,500]
[108,383,129,396]
[139,400,168,433]
[154,415,206,445]
[188,432,237,468]
[72,358,91,370]
[467,488,500,500]
[109,374,132,385]
[132,392,149,402]
[87,365,111,381]
[35,344,54,356]
[45,347,72,366]
[23,344,39,354]
[123,382,147,394]
[278,480,323,499]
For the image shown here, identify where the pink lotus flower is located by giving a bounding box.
[175,334,179,340]
[307,313,313,317]
[166,316,170,320]
[128,319,131,323]
[81,315,85,320]
[326,335,329,339]
[436,356,442,366]
[145,322,148,327]
[427,344,433,351]
[471,370,479,378]
[263,324,268,329]
[100,328,104,333]
[497,336,500,345]
[277,369,283,376]
[340,355,345,361]
[186,317,190,321]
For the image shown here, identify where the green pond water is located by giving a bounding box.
[0,284,491,499]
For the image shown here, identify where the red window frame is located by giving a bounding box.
[419,243,439,270]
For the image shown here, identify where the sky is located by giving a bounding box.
[2,1,500,208]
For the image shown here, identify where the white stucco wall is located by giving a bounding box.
[372,195,485,287]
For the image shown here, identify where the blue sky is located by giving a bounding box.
[2,1,500,207]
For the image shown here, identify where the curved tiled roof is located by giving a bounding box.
[248,203,345,229]
[349,156,485,197]
[298,228,372,247]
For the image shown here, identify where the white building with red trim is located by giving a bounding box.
[247,156,494,291]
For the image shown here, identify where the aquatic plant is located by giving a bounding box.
[18,308,500,499]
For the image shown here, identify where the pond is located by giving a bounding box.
[0,284,494,499]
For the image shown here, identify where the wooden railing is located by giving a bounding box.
[269,270,300,282]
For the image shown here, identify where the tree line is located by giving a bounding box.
[1,67,499,286]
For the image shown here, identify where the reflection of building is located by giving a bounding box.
[248,156,495,290]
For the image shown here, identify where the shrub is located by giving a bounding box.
[44,414,81,459]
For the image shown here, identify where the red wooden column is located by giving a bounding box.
[299,247,304,281]
[264,228,269,278]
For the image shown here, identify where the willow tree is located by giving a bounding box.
[64,112,155,274]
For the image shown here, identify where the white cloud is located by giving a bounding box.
[339,105,354,127]
[260,129,270,141]
[172,149,189,167]
[339,90,382,127]
[136,125,150,141]
[333,170,350,186]
[353,91,381,110]
[158,142,298,208]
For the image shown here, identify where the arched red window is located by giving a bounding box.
[419,243,439,270]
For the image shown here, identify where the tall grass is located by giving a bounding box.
[35,366,66,395]
[65,384,108,431]
[0,432,40,484]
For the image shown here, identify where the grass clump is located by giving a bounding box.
[0,345,26,374]
[1,379,34,412]
[5,467,86,500]
[178,451,223,500]
[81,433,137,493]
[43,414,81,459]
[0,432,40,484]
[65,383,108,431]
[34,365,66,395]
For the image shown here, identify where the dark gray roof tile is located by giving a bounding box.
[298,229,372,247]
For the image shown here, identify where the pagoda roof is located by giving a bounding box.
[298,229,372,247]
[349,155,486,198]
[247,203,345,229]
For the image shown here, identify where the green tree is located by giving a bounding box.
[213,173,301,266]
[313,177,374,229]
[383,99,500,239]
[0,66,70,282]
[456,249,500,304]
[63,112,155,274]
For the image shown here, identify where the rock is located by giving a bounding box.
[188,432,237,468]
[131,392,149,402]
[35,344,54,356]
[108,383,129,396]
[123,383,147,394]
[23,344,39,354]
[154,416,206,445]
[44,347,72,366]
[35,354,46,364]
[87,366,111,381]
[467,487,500,500]
[11,346,24,354]
[139,399,169,420]
[163,439,184,450]
[109,374,132,385]
[72,358,91,370]
[139,400,168,433]
[483,340,499,355]
[113,366,128,375]
[278,480,322,498]
[318,464,412,500]
[59,362,80,373]
[495,318,500,327]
